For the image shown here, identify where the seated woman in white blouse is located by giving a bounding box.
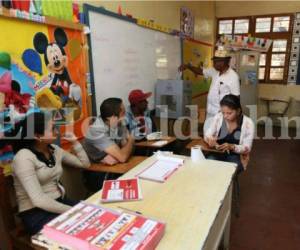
[9,111,90,235]
[204,94,254,173]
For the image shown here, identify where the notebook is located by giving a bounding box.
[137,155,184,183]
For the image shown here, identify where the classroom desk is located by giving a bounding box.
[62,156,147,191]
[186,137,223,154]
[134,136,176,148]
[87,155,236,250]
[134,136,176,156]
[87,156,147,174]
[32,155,236,250]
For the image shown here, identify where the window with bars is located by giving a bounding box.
[217,14,294,84]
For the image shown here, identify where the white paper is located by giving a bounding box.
[151,140,168,146]
[138,160,180,182]
[157,155,184,164]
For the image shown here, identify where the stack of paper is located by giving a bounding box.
[42,202,165,250]
[31,232,71,250]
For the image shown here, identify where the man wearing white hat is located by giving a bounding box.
[179,47,240,133]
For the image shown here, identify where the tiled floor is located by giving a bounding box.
[230,137,300,250]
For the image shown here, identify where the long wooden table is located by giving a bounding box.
[32,155,236,250]
[88,155,236,250]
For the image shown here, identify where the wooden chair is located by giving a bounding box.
[0,174,34,250]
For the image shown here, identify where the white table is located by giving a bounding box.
[87,155,236,250]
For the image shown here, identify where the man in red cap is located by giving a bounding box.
[125,89,156,140]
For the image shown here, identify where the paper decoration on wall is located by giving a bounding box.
[2,0,11,9]
[118,4,122,15]
[0,58,36,125]
[245,71,258,85]
[69,39,81,61]
[0,145,14,171]
[29,0,42,15]
[288,12,300,84]
[33,28,73,97]
[22,49,42,75]
[0,52,11,70]
[9,9,46,23]
[64,99,81,121]
[0,93,5,112]
[137,19,172,34]
[12,0,30,12]
[72,2,80,22]
[0,66,33,125]
[183,39,213,99]
[0,72,12,93]
[180,7,194,38]
[33,74,53,91]
[5,64,36,96]
[41,0,73,21]
[218,34,273,52]
[0,64,34,98]
[5,87,32,114]
[0,72,12,111]
[32,28,83,121]
[0,16,88,140]
[53,109,64,121]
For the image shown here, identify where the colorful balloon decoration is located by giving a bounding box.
[0,52,11,70]
[22,49,42,75]
[69,39,81,62]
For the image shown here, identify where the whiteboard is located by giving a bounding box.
[85,5,182,115]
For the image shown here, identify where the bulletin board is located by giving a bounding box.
[0,13,88,140]
[182,38,213,100]
[84,4,182,115]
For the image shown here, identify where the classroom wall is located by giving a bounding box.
[86,1,216,44]
[83,1,300,124]
[84,1,215,112]
[216,1,300,17]
[216,1,300,123]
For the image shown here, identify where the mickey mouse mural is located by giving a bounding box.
[33,27,82,121]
